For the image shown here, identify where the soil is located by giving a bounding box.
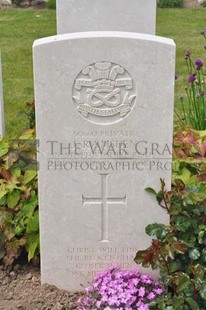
[0,264,82,310]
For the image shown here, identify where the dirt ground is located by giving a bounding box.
[0,264,82,310]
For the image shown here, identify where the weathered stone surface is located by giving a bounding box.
[57,0,156,35]
[33,31,175,291]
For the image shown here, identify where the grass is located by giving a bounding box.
[157,8,206,114]
[0,9,56,137]
[1,7,206,136]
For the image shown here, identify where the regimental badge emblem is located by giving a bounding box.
[72,62,136,125]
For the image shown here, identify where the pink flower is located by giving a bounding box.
[77,265,163,309]
[139,287,145,297]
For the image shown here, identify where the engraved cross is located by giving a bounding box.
[82,173,127,242]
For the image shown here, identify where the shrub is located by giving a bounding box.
[11,0,34,6]
[134,126,206,308]
[11,0,24,6]
[0,129,39,266]
[47,0,56,9]
[77,265,163,309]
[201,0,206,7]
[18,98,36,130]
[158,0,184,8]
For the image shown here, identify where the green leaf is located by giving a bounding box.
[189,248,201,260]
[10,168,21,178]
[7,190,21,209]
[23,170,37,185]
[186,298,199,310]
[173,296,184,308]
[26,212,39,234]
[173,167,191,184]
[19,192,38,219]
[0,195,7,206]
[200,283,206,300]
[26,234,39,262]
[145,223,167,239]
[177,274,191,291]
[169,261,179,272]
[202,249,206,261]
[145,187,157,195]
[0,139,8,157]
[0,188,8,200]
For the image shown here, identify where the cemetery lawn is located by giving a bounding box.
[1,7,206,136]
[0,8,56,137]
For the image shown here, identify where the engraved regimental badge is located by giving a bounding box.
[72,62,136,125]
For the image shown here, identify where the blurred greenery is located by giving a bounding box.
[1,8,206,136]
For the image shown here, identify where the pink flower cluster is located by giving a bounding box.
[77,265,163,310]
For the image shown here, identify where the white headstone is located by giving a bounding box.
[0,50,5,138]
[0,0,11,4]
[33,32,175,291]
[57,0,157,35]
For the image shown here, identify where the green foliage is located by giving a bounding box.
[47,0,56,9]
[18,99,36,130]
[135,127,206,308]
[158,0,184,8]
[201,0,206,7]
[177,49,206,130]
[0,129,39,265]
[11,0,24,6]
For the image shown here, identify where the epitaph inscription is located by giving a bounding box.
[73,62,136,124]
[82,173,126,242]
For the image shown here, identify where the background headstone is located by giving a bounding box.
[34,31,175,291]
[0,50,5,138]
[0,0,11,4]
[57,0,157,35]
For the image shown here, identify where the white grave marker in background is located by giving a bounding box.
[57,0,157,35]
[0,50,5,138]
[33,32,175,291]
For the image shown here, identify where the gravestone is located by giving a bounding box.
[0,50,5,138]
[57,0,157,35]
[0,0,11,4]
[33,31,175,291]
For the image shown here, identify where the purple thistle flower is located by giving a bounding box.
[185,49,190,60]
[195,58,204,70]
[188,73,196,83]
[180,96,184,102]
